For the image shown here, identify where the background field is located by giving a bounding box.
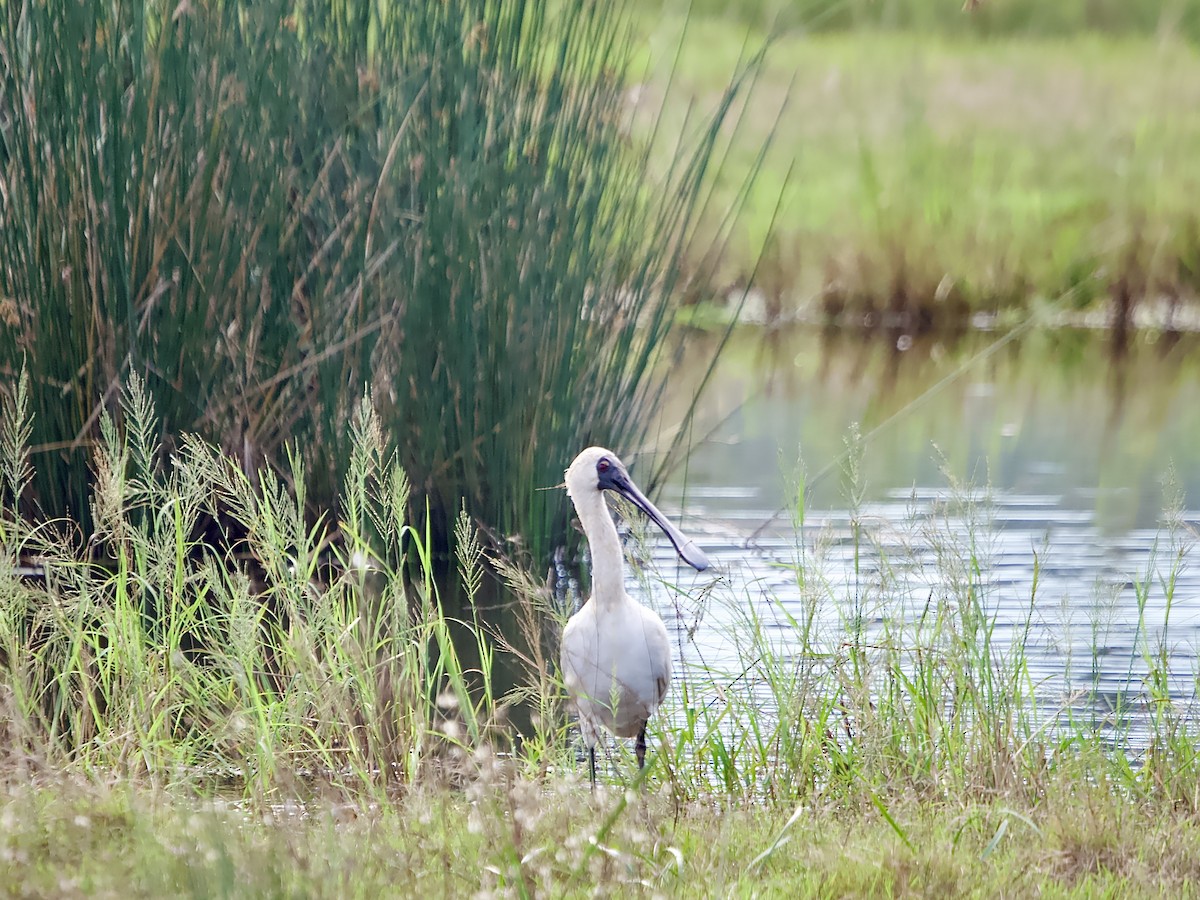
[633,5,1200,323]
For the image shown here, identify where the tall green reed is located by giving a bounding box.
[0,0,760,561]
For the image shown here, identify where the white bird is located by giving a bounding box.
[560,447,710,786]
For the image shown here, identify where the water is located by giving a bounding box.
[644,326,1200,748]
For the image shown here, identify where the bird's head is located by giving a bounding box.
[565,447,709,571]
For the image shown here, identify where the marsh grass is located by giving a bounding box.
[0,0,761,560]
[625,447,1200,825]
[3,379,1200,894]
[0,373,550,797]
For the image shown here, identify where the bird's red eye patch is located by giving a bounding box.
[597,458,611,473]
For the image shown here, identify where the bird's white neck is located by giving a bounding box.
[569,487,628,609]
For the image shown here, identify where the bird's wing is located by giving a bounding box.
[560,606,598,692]
[560,616,581,688]
[641,606,672,706]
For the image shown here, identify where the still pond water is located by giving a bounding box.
[640,326,1200,746]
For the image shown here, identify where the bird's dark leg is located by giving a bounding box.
[635,723,647,770]
[589,745,597,790]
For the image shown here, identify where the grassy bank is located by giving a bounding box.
[3,379,1198,894]
[7,779,1200,896]
[633,18,1200,324]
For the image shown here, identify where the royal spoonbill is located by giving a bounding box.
[560,447,709,786]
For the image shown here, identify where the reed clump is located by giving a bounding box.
[0,0,755,561]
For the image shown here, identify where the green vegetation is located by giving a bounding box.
[4,0,1195,559]
[7,780,1200,896]
[633,13,1200,324]
[0,0,753,557]
[0,374,512,785]
[2,377,1198,895]
[2,1,1198,895]
[675,0,1200,42]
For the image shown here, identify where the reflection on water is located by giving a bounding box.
[644,327,1200,748]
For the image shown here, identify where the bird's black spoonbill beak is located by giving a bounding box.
[597,459,710,571]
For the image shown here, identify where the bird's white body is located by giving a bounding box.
[561,585,672,741]
[559,447,708,779]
